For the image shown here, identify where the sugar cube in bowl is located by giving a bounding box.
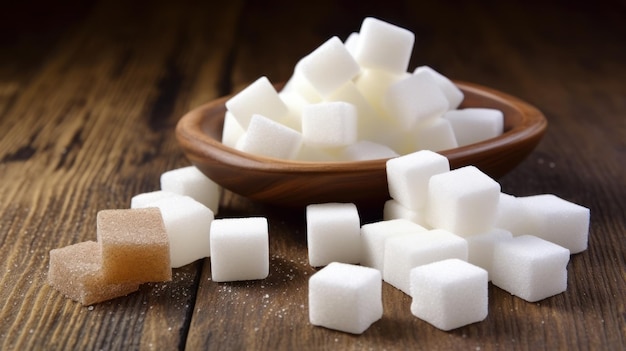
[176,81,546,207]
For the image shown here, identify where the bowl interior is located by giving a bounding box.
[176,81,547,207]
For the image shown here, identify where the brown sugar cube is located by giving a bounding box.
[48,241,140,305]
[97,207,171,283]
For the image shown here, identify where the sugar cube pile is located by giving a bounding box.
[223,17,504,161]
[48,16,591,339]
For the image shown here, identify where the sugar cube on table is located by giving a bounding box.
[410,258,488,331]
[160,165,221,214]
[210,217,269,282]
[225,76,288,129]
[306,203,361,267]
[48,241,140,306]
[491,235,570,302]
[360,219,428,272]
[386,150,450,211]
[517,194,590,254]
[426,165,501,236]
[354,17,415,74]
[494,193,533,236]
[443,108,504,146]
[130,190,179,209]
[382,199,428,227]
[383,229,468,295]
[301,101,358,148]
[235,114,303,160]
[309,262,383,334]
[384,70,449,130]
[147,196,214,268]
[466,228,513,280]
[97,208,171,283]
[298,36,361,97]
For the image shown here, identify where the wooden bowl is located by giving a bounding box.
[176,81,547,207]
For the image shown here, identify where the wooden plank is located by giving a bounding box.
[0,0,243,349]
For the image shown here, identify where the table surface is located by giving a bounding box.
[1,0,624,350]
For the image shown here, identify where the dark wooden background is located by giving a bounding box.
[1,0,624,349]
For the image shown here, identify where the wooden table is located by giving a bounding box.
[1,0,624,349]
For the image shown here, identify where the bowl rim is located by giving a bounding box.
[176,80,547,174]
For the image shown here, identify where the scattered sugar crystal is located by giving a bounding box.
[360,219,427,272]
[426,166,501,236]
[97,208,171,283]
[210,217,269,282]
[517,194,590,253]
[383,229,468,295]
[492,235,570,302]
[466,228,513,280]
[306,203,361,267]
[386,150,450,211]
[410,258,488,330]
[160,166,222,214]
[236,114,303,160]
[443,108,503,146]
[48,241,140,305]
[309,262,382,334]
[301,101,358,148]
[225,76,288,129]
[147,196,214,268]
[299,36,361,97]
[354,17,415,74]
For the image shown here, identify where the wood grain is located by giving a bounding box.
[1,0,624,350]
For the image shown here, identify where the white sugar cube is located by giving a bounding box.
[360,219,428,272]
[443,108,504,146]
[148,196,214,268]
[410,117,458,152]
[492,235,570,302]
[301,101,358,148]
[386,150,450,210]
[413,66,464,110]
[383,229,468,295]
[383,199,429,227]
[410,259,488,331]
[299,36,361,97]
[221,111,245,148]
[494,193,533,235]
[225,76,288,129]
[282,61,323,103]
[326,81,385,142]
[306,203,361,267]
[426,166,501,236]
[309,262,383,334]
[517,194,590,253]
[340,140,399,161]
[354,68,408,117]
[160,166,222,215]
[210,217,269,282]
[236,114,303,160]
[130,190,179,209]
[466,228,513,280]
[278,91,308,131]
[344,32,360,56]
[354,17,415,74]
[384,70,450,129]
